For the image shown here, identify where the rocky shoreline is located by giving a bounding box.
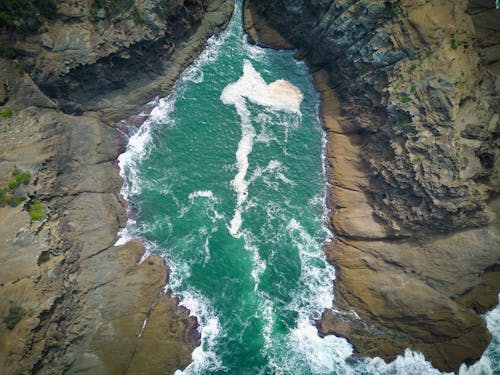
[0,1,233,373]
[1,0,498,373]
[244,0,499,373]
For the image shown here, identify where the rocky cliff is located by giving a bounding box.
[0,0,233,373]
[245,0,499,372]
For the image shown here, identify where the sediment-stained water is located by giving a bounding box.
[117,2,500,374]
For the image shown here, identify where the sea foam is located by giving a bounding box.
[221,60,303,236]
[221,60,303,113]
[173,289,223,375]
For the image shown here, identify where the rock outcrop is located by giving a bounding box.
[245,0,499,372]
[0,0,233,373]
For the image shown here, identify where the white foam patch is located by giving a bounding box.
[246,160,295,192]
[238,229,272,354]
[173,290,223,375]
[184,68,204,84]
[461,357,494,375]
[459,293,500,375]
[263,216,342,374]
[164,259,225,375]
[221,60,303,236]
[288,317,354,375]
[181,190,225,227]
[241,230,266,288]
[364,349,451,375]
[221,60,303,114]
[286,219,336,318]
[114,219,136,246]
[243,34,268,61]
[255,126,278,145]
[266,160,295,186]
[189,190,217,201]
[114,94,179,248]
[260,299,275,351]
[203,236,211,264]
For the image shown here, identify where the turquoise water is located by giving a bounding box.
[118,3,500,374]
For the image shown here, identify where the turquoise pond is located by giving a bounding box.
[118,2,500,374]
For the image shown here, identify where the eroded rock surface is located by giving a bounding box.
[245,0,499,372]
[0,1,233,373]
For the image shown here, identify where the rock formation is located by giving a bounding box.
[244,0,499,372]
[0,0,233,373]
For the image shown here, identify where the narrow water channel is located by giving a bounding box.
[118,2,500,374]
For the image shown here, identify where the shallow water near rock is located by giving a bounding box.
[118,2,500,374]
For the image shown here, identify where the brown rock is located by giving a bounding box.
[243,0,294,50]
[67,241,198,374]
[129,294,199,374]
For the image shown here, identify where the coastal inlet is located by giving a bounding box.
[118,2,500,374]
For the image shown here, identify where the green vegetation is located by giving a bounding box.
[450,39,458,50]
[8,168,31,190]
[0,188,27,207]
[132,5,145,24]
[410,84,416,93]
[391,7,398,16]
[395,113,412,129]
[0,42,10,57]
[407,63,417,73]
[3,302,26,330]
[401,94,411,103]
[454,150,461,158]
[412,155,422,163]
[29,201,45,221]
[1,108,13,118]
[159,0,172,13]
[395,119,405,128]
[0,0,56,34]
[358,64,369,75]
[0,166,30,207]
